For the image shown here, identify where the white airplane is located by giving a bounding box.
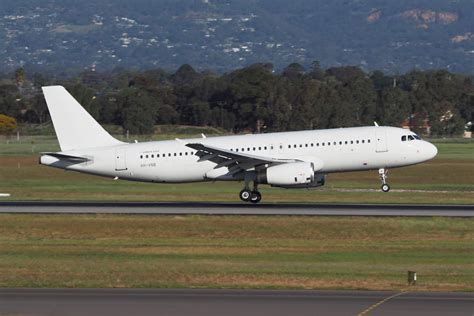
[40,86,438,203]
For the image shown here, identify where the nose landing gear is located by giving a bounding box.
[379,168,390,192]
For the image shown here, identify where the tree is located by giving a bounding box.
[14,68,25,87]
[282,63,305,79]
[429,101,464,136]
[309,60,324,80]
[190,100,211,126]
[227,63,275,131]
[172,64,200,86]
[377,87,411,126]
[0,83,20,118]
[0,114,17,134]
[118,88,157,134]
[156,104,179,124]
[25,94,50,124]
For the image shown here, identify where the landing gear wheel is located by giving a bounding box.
[239,189,252,202]
[250,191,262,204]
[378,168,390,193]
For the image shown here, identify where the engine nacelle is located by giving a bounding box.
[257,162,315,186]
[274,174,325,189]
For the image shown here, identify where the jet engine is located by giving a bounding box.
[257,162,317,186]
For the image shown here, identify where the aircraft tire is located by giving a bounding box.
[250,191,262,204]
[239,189,252,202]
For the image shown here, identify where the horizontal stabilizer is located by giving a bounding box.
[40,152,90,163]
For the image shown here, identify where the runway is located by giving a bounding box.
[0,201,473,216]
[0,289,473,316]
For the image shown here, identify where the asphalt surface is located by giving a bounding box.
[0,289,473,316]
[0,201,473,216]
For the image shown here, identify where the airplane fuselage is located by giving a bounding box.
[41,126,437,184]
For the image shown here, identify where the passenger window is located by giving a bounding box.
[271,146,274,150]
[345,141,348,145]
[140,155,143,159]
[146,155,149,158]
[350,141,353,144]
[339,141,342,145]
[368,139,371,143]
[322,143,325,146]
[311,143,314,147]
[362,140,365,144]
[168,153,171,157]
[356,140,359,144]
[294,145,297,148]
[259,147,262,150]
[264,146,267,150]
[317,143,320,147]
[328,142,331,146]
[253,147,256,151]
[333,142,336,145]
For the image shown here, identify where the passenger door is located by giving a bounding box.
[115,148,127,171]
[375,128,388,153]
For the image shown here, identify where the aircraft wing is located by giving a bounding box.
[186,143,299,172]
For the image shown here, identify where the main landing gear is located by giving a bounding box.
[239,182,262,204]
[379,168,390,192]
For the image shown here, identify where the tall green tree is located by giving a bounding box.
[118,88,157,134]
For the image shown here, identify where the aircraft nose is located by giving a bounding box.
[425,142,438,160]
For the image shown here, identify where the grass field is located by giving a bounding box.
[0,135,472,204]
[0,214,472,291]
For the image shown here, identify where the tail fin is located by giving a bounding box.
[42,86,123,151]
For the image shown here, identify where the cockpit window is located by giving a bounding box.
[402,134,421,142]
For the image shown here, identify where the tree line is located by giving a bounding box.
[0,62,472,136]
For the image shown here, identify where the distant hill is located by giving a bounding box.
[1,0,474,74]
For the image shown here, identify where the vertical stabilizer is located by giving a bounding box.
[42,86,123,151]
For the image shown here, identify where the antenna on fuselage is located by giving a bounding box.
[374,122,379,127]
